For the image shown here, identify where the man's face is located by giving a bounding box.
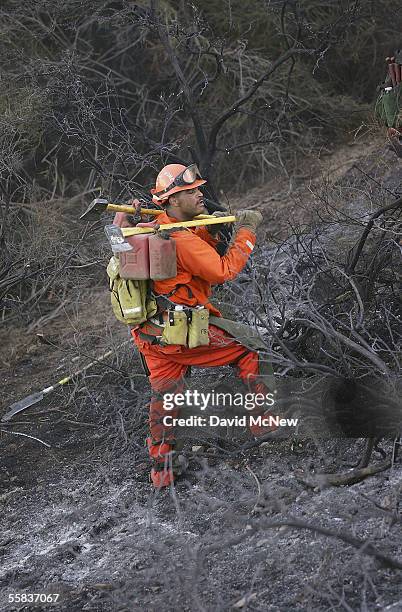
[167,187,206,220]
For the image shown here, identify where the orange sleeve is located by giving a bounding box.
[194,226,220,248]
[175,228,256,284]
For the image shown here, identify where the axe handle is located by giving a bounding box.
[107,203,163,215]
[107,203,215,219]
[122,216,237,236]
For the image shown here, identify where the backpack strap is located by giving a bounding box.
[152,285,194,313]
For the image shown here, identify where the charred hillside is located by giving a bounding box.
[0,2,402,611]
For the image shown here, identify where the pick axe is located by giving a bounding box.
[80,198,219,221]
[80,198,163,220]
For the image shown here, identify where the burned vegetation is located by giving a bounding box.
[0,1,402,610]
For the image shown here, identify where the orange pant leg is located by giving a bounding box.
[132,324,269,440]
[140,350,188,443]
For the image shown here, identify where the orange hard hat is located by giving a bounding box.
[150,164,206,204]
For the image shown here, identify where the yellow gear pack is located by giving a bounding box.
[161,308,188,346]
[158,305,210,348]
[107,256,157,325]
[187,307,209,348]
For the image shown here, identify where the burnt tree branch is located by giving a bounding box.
[347,197,402,274]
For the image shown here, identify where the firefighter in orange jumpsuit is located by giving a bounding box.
[129,164,274,487]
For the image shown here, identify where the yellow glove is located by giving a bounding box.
[235,210,263,233]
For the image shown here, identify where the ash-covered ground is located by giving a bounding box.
[1,354,402,612]
[1,137,402,611]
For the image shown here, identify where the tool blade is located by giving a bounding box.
[104,225,133,252]
[1,391,45,422]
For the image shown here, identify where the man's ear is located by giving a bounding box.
[168,194,178,207]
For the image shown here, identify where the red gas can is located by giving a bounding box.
[113,212,151,279]
[149,233,177,280]
[119,234,150,279]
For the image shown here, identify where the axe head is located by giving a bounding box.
[80,198,109,220]
[104,225,133,253]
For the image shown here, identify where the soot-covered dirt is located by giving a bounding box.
[1,354,402,611]
[1,136,402,611]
